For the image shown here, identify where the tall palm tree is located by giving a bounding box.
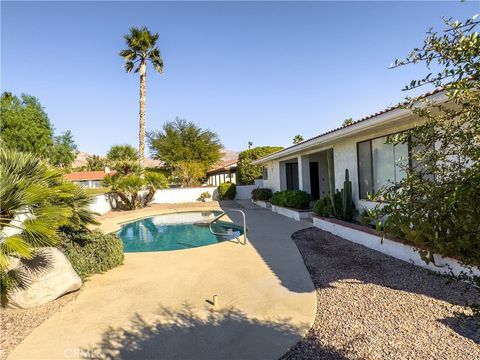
[119,27,164,174]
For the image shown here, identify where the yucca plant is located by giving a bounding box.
[0,148,98,292]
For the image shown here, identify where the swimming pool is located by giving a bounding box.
[118,211,244,252]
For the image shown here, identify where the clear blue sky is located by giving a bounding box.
[1,1,477,155]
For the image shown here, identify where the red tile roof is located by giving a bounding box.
[64,170,116,181]
[206,159,237,174]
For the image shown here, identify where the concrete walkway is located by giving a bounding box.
[9,202,316,360]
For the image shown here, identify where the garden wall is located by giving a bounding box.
[90,194,112,215]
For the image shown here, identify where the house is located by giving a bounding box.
[252,89,447,214]
[64,169,116,188]
[206,159,237,186]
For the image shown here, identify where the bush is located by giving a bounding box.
[218,182,236,200]
[313,196,334,217]
[197,191,211,202]
[61,230,124,280]
[237,146,283,185]
[270,190,312,209]
[313,192,354,220]
[251,188,273,201]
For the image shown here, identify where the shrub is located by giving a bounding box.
[270,190,312,209]
[314,191,354,220]
[237,146,283,185]
[218,182,236,200]
[197,191,211,202]
[313,196,334,217]
[251,188,273,201]
[61,230,124,280]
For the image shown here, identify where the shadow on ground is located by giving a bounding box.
[88,304,346,360]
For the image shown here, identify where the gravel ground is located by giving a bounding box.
[282,227,480,360]
[0,291,78,360]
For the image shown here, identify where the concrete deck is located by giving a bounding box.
[8,201,316,360]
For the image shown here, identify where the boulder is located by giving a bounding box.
[6,247,82,309]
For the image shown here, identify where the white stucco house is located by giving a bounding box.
[252,89,447,214]
[206,159,237,186]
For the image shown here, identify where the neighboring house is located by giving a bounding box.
[252,89,447,213]
[206,159,237,186]
[64,169,116,188]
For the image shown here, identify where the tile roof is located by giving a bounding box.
[64,170,117,181]
[206,159,238,174]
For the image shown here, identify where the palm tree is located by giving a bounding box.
[0,148,98,292]
[119,27,164,174]
[293,135,304,144]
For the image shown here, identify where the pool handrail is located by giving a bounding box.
[209,209,247,245]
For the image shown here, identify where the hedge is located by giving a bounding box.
[218,182,236,200]
[251,188,273,201]
[270,190,313,209]
[237,146,283,185]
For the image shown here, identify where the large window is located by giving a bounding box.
[357,135,409,199]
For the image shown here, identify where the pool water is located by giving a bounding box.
[118,211,243,252]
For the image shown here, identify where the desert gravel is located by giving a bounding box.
[282,227,480,360]
[0,291,78,360]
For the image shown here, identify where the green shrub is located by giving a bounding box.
[237,146,283,184]
[218,182,236,200]
[251,188,273,201]
[270,190,312,209]
[61,230,124,280]
[313,196,334,217]
[197,191,211,202]
[314,191,354,220]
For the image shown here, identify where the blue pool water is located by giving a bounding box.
[118,211,243,252]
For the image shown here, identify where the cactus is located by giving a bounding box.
[341,169,354,220]
[326,149,336,216]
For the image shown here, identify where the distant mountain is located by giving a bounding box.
[73,150,238,169]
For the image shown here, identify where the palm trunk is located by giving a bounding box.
[139,61,147,175]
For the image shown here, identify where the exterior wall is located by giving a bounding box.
[261,160,282,192]
[73,180,103,189]
[271,205,313,221]
[89,194,112,215]
[207,171,236,186]
[152,187,218,203]
[235,185,256,200]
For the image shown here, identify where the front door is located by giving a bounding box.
[309,162,320,199]
[286,163,299,190]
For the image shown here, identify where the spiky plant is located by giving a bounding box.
[119,27,164,174]
[0,148,98,292]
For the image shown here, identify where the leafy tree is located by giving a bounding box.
[148,117,223,186]
[237,146,283,185]
[120,26,164,174]
[0,92,78,168]
[49,131,78,169]
[366,15,480,268]
[292,135,304,144]
[85,155,108,171]
[342,118,353,127]
[0,148,98,292]
[1,93,54,157]
[107,144,139,175]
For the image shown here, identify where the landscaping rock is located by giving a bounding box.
[6,247,82,309]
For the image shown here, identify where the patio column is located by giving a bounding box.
[298,155,311,193]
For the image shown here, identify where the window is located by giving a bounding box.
[286,163,299,190]
[357,135,409,199]
[262,166,268,180]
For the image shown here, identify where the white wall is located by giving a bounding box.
[89,194,112,215]
[261,160,282,192]
[235,185,256,199]
[152,187,219,203]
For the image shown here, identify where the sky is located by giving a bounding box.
[1,1,478,156]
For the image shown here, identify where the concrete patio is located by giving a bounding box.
[8,201,316,359]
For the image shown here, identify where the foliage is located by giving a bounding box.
[197,191,211,202]
[0,92,78,168]
[104,171,168,210]
[314,195,335,217]
[340,169,355,221]
[120,26,164,173]
[270,190,312,209]
[251,188,273,201]
[147,117,222,186]
[237,146,283,185]
[292,135,304,144]
[85,155,108,171]
[0,149,98,292]
[365,15,480,267]
[60,229,124,280]
[172,161,207,187]
[107,144,139,175]
[342,118,353,126]
[218,182,236,200]
[49,131,78,169]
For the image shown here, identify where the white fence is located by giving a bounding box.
[89,185,257,213]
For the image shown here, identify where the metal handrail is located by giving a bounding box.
[209,209,247,245]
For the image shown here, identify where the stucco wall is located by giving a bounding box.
[90,194,112,215]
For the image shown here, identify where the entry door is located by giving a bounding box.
[286,163,299,190]
[309,162,320,199]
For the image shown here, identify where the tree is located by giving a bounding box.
[148,117,223,186]
[237,146,283,185]
[1,93,54,157]
[49,131,78,169]
[107,144,139,175]
[85,155,108,171]
[0,92,78,168]
[120,27,164,174]
[365,15,480,268]
[342,118,353,127]
[0,148,98,292]
[292,135,304,144]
